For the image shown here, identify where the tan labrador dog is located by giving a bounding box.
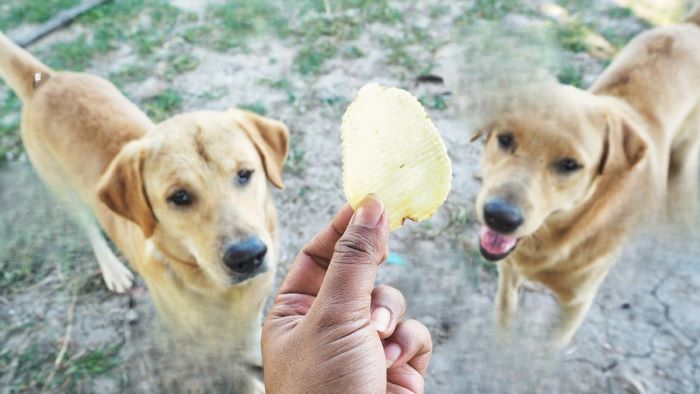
[472,6,700,348]
[0,33,287,367]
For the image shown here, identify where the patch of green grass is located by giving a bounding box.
[450,235,497,289]
[3,343,57,392]
[143,89,182,122]
[237,102,267,116]
[181,25,214,45]
[419,94,448,111]
[0,92,21,162]
[379,21,445,75]
[130,6,182,56]
[0,161,103,294]
[555,22,592,53]
[76,271,113,296]
[0,0,81,30]
[557,64,584,88]
[289,0,405,75]
[600,25,643,51]
[606,5,635,19]
[0,92,20,116]
[42,35,94,71]
[186,1,286,50]
[214,1,279,33]
[552,3,648,56]
[108,63,153,87]
[297,185,311,200]
[381,34,418,70]
[481,258,499,277]
[35,0,182,72]
[260,78,292,91]
[464,0,527,21]
[298,0,403,24]
[290,13,361,73]
[0,119,20,159]
[295,42,338,75]
[284,136,306,176]
[64,345,122,381]
[444,205,473,231]
[164,53,201,80]
[260,78,297,104]
[322,95,348,108]
[3,342,123,392]
[0,214,92,295]
[429,4,451,19]
[342,45,365,59]
[196,86,228,101]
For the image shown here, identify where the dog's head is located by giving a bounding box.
[97,109,288,290]
[472,85,647,261]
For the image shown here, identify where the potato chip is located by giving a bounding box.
[341,83,452,230]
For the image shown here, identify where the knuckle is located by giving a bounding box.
[334,229,380,262]
[312,300,367,333]
[416,322,434,351]
[372,285,406,309]
[403,320,433,351]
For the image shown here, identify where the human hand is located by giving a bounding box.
[262,195,432,394]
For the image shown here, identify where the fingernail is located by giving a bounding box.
[384,343,401,368]
[353,194,384,227]
[371,307,391,333]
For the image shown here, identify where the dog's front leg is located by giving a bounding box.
[668,103,700,228]
[551,296,595,350]
[551,264,610,349]
[494,260,521,343]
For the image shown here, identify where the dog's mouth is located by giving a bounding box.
[479,227,518,261]
[229,260,269,285]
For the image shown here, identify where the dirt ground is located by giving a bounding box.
[1,0,699,393]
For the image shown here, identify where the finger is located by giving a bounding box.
[384,320,432,375]
[387,365,424,394]
[314,195,389,320]
[278,204,354,296]
[371,285,406,339]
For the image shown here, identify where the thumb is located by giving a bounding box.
[313,195,389,322]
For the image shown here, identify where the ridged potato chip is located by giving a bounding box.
[342,83,452,230]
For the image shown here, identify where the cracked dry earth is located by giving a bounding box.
[1,1,700,393]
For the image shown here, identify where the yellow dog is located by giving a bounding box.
[0,33,288,369]
[472,5,700,348]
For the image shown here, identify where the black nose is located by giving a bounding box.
[223,237,267,274]
[483,198,524,234]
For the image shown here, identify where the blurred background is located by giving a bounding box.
[1,0,698,392]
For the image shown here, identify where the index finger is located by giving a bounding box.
[278,204,354,296]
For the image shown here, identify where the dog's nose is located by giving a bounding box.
[223,237,267,274]
[483,198,524,234]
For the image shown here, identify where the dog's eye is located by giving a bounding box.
[497,133,514,151]
[553,158,582,174]
[237,169,254,186]
[168,189,193,207]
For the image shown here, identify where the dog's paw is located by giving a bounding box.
[98,254,134,293]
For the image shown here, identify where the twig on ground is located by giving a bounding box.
[324,0,333,18]
[13,0,112,47]
[23,269,60,292]
[41,282,80,393]
[0,295,11,306]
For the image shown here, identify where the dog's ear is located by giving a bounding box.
[470,127,485,142]
[97,141,157,237]
[470,125,493,143]
[598,112,647,175]
[231,109,289,189]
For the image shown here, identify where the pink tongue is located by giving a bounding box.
[480,227,517,256]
